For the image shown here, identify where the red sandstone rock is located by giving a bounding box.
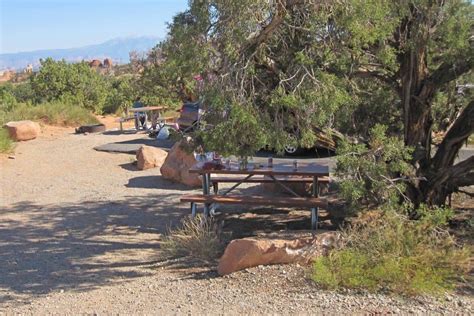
[160,141,201,187]
[4,120,40,141]
[217,232,339,275]
[136,145,167,170]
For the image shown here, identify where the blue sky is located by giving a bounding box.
[0,0,188,54]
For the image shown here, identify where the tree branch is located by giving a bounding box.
[449,172,474,190]
[426,55,473,88]
[432,100,474,170]
[449,156,474,181]
[457,189,474,198]
[351,69,399,92]
[241,0,310,55]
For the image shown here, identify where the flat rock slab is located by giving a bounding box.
[94,138,176,154]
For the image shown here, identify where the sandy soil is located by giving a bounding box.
[0,123,472,315]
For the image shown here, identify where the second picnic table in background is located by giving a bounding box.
[128,106,169,130]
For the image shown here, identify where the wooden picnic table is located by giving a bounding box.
[128,106,169,130]
[184,161,330,230]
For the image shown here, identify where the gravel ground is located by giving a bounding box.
[0,124,472,315]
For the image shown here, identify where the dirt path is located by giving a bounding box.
[0,125,472,314]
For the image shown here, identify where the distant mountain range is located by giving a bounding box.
[0,36,162,70]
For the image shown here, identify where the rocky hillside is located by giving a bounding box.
[0,36,161,70]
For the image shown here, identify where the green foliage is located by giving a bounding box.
[335,125,414,210]
[312,208,470,296]
[104,75,137,114]
[161,215,224,262]
[0,128,14,153]
[151,0,472,165]
[200,103,267,157]
[31,58,110,113]
[0,84,18,112]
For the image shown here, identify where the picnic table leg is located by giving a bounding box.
[191,202,197,217]
[202,173,211,217]
[213,181,219,194]
[311,176,319,230]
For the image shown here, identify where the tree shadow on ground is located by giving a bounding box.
[0,193,186,304]
[126,176,199,191]
[102,130,140,136]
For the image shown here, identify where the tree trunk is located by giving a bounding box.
[398,24,435,206]
[397,7,474,207]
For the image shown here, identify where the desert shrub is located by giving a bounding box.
[0,84,18,112]
[335,124,414,211]
[161,215,224,262]
[0,128,14,153]
[2,101,99,126]
[11,82,36,103]
[31,58,110,112]
[103,75,137,114]
[312,207,470,296]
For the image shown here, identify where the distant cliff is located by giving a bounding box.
[0,36,161,70]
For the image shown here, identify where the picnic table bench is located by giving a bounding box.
[181,161,331,230]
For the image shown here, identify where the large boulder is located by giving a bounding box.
[217,232,339,275]
[136,145,168,170]
[160,141,201,187]
[4,120,40,141]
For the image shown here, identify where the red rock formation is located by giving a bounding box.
[103,58,113,68]
[89,59,102,68]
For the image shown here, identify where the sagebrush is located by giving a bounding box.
[161,215,224,262]
[312,207,470,296]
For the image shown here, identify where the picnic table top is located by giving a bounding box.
[128,106,168,112]
[189,161,329,177]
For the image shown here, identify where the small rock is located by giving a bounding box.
[8,155,15,159]
[136,145,167,170]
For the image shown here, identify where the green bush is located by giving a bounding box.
[312,208,470,296]
[103,75,137,114]
[31,58,110,113]
[0,128,14,153]
[0,84,18,112]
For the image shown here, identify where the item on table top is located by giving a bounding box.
[195,153,206,162]
[268,156,273,168]
[213,152,222,161]
[238,157,248,170]
[293,159,298,171]
[225,158,231,169]
[202,161,225,170]
[248,157,255,170]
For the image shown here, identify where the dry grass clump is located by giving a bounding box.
[5,101,99,126]
[161,215,225,262]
